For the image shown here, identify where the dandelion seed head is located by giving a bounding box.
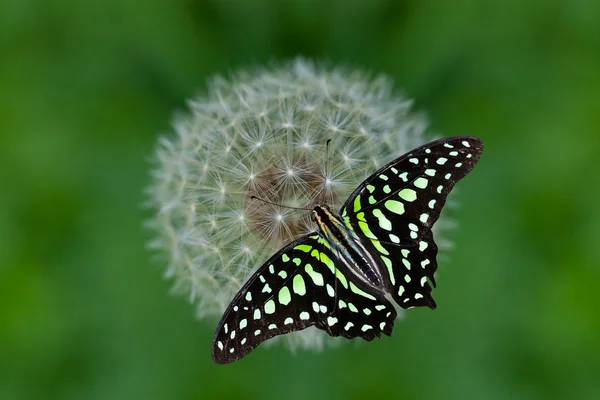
[148,58,445,352]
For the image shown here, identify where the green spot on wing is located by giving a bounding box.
[264,300,275,314]
[335,270,348,289]
[385,200,405,215]
[353,195,361,212]
[318,237,332,250]
[358,220,377,240]
[370,239,390,256]
[372,208,392,231]
[399,188,417,202]
[293,275,306,295]
[349,281,377,300]
[381,256,395,285]
[414,177,428,189]
[295,244,312,253]
[319,252,335,273]
[305,263,324,286]
[278,286,291,305]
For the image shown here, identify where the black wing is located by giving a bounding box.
[212,234,397,364]
[339,136,484,309]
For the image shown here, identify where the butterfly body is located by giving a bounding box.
[312,205,388,292]
[212,136,484,364]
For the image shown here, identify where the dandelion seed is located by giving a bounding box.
[147,58,453,353]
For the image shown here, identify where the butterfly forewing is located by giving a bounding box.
[340,136,484,309]
[212,235,397,364]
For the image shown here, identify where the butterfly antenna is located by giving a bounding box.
[317,139,333,204]
[250,196,312,211]
[325,138,332,179]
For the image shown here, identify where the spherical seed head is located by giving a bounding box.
[148,58,445,351]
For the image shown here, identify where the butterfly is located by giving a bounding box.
[212,136,484,363]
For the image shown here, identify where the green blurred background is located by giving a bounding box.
[2,0,599,399]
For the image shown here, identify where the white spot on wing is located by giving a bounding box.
[326,284,335,297]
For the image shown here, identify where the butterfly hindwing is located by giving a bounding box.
[320,267,397,340]
[212,235,319,364]
[212,234,397,364]
[340,136,484,309]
